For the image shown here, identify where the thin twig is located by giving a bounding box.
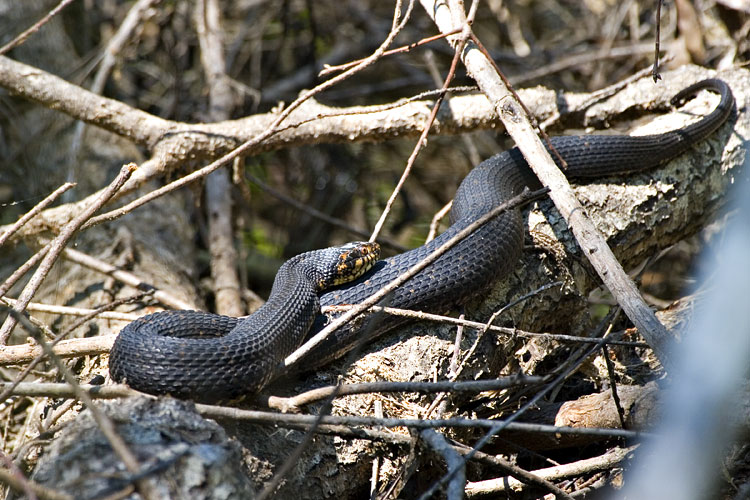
[89,0,158,97]
[510,41,672,87]
[653,0,663,81]
[448,311,464,380]
[0,0,76,55]
[0,182,75,247]
[368,20,470,242]
[59,247,195,310]
[482,280,565,330]
[370,400,384,498]
[193,403,646,439]
[265,376,543,412]
[321,304,648,348]
[0,297,140,322]
[426,200,452,243]
[319,28,462,76]
[602,344,628,430]
[465,445,637,496]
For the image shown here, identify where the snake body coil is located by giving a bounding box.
[110,79,734,401]
[109,242,379,401]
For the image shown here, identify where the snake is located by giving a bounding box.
[109,79,734,402]
[109,242,380,402]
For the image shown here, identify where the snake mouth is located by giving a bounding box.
[331,241,381,286]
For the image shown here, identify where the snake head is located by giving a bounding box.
[324,241,381,288]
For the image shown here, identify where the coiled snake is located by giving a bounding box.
[109,242,379,401]
[109,79,734,402]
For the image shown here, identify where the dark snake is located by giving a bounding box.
[109,242,380,401]
[109,79,734,402]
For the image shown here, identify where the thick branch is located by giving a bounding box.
[421,0,702,368]
[0,56,170,146]
[0,54,498,152]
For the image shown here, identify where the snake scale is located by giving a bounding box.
[109,79,734,402]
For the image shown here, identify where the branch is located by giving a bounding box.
[0,382,138,399]
[3,52,720,247]
[422,0,676,367]
[0,299,138,322]
[193,403,646,440]
[0,54,501,153]
[465,446,637,496]
[265,376,544,412]
[420,429,466,500]
[195,0,243,317]
[0,335,115,365]
[0,0,76,56]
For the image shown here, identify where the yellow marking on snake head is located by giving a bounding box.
[329,242,380,286]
